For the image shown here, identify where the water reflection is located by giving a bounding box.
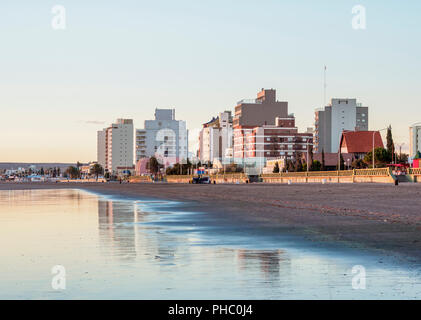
[237,249,288,283]
[1,189,421,299]
[98,200,137,261]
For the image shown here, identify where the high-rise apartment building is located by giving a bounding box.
[136,108,188,167]
[198,111,233,163]
[233,89,313,164]
[410,123,421,158]
[314,98,368,153]
[97,119,134,174]
[233,88,288,128]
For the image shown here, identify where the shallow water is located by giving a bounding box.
[0,188,420,299]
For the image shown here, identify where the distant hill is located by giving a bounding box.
[0,163,80,170]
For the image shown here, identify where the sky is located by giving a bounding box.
[1,0,420,162]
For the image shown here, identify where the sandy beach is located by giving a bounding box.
[2,182,421,263]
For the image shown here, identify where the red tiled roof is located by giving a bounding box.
[340,131,384,153]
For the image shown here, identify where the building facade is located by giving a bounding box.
[97,119,134,174]
[233,88,288,128]
[339,130,384,160]
[410,123,421,159]
[136,108,188,167]
[233,89,313,172]
[234,117,313,160]
[315,99,368,153]
[198,111,233,163]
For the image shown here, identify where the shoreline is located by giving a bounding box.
[2,182,421,264]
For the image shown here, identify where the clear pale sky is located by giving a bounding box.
[1,0,420,162]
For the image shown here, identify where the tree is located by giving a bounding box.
[364,147,390,167]
[311,160,322,171]
[149,157,160,174]
[309,144,314,165]
[397,153,409,164]
[285,159,295,172]
[66,166,79,179]
[166,160,193,175]
[386,125,394,161]
[294,153,303,172]
[352,159,367,169]
[273,162,280,173]
[321,149,326,171]
[336,153,345,170]
[90,164,104,180]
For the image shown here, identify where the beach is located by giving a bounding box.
[1,182,421,263]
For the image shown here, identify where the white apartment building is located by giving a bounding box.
[315,98,368,153]
[410,123,421,158]
[198,111,233,163]
[136,109,188,167]
[97,119,134,174]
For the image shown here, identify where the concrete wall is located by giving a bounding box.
[129,176,153,183]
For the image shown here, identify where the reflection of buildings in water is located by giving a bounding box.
[98,200,180,264]
[237,249,290,282]
[98,200,137,261]
[133,206,178,265]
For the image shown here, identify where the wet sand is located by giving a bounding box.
[2,182,421,263]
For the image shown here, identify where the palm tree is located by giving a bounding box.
[90,164,103,180]
[66,166,79,179]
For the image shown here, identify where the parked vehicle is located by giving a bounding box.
[191,176,211,184]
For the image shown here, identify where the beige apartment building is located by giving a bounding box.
[97,119,134,174]
[198,111,233,163]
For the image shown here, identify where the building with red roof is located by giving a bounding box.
[340,130,384,159]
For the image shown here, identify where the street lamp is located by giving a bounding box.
[373,128,388,169]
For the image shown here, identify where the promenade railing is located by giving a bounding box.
[408,168,421,175]
[261,168,392,179]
